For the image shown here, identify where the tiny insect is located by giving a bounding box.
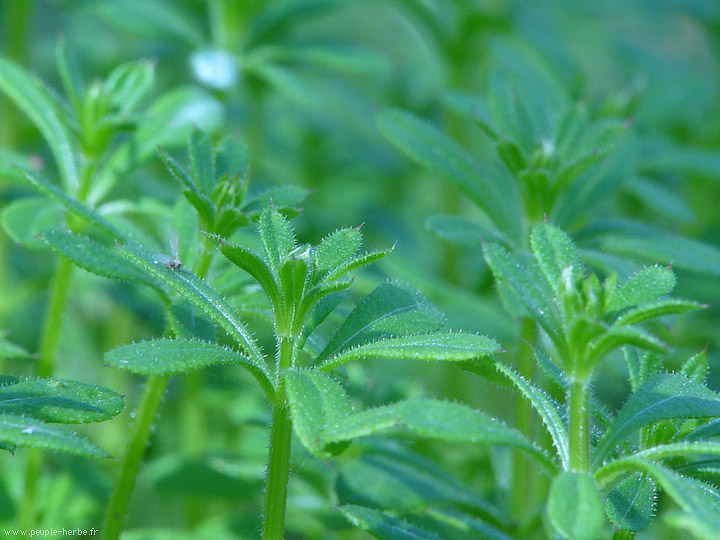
[153,230,183,270]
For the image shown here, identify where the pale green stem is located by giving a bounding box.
[261,337,294,540]
[101,375,170,540]
[569,377,590,471]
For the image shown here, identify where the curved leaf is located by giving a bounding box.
[0,379,123,423]
[0,414,108,458]
[592,374,720,467]
[318,332,498,371]
[547,471,606,540]
[339,505,445,540]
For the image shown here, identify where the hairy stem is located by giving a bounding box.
[569,377,590,471]
[261,403,293,540]
[101,375,169,540]
[510,319,536,523]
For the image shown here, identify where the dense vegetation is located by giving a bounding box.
[2,2,720,539]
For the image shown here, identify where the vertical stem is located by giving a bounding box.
[510,318,536,522]
[613,530,634,540]
[261,336,294,539]
[37,257,74,378]
[569,377,590,471]
[261,404,293,540]
[101,375,170,540]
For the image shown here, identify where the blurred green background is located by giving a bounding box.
[1,1,720,538]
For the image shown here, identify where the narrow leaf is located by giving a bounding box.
[43,228,160,288]
[321,399,554,472]
[340,505,445,540]
[614,299,702,326]
[0,379,122,423]
[319,332,499,371]
[257,207,295,274]
[0,414,108,458]
[605,472,657,532]
[592,374,720,467]
[315,283,444,365]
[607,266,676,312]
[188,129,215,194]
[314,227,362,280]
[0,57,79,190]
[530,223,582,295]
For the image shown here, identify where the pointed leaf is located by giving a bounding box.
[495,361,569,469]
[607,266,676,312]
[378,108,518,239]
[318,332,498,371]
[257,207,295,274]
[158,147,196,192]
[682,349,710,385]
[43,228,161,288]
[614,299,702,326]
[314,227,362,280]
[547,471,606,540]
[483,243,565,348]
[1,198,63,249]
[340,505,445,540]
[105,60,155,115]
[315,283,444,365]
[0,414,108,457]
[593,374,720,467]
[0,379,122,423]
[605,472,657,532]
[425,214,509,247]
[588,326,667,366]
[219,241,280,312]
[0,57,79,190]
[530,223,582,295]
[117,243,266,370]
[323,246,393,283]
[188,129,215,194]
[15,166,121,239]
[320,399,554,471]
[285,368,352,458]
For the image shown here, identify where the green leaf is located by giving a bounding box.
[323,246,394,283]
[0,379,122,423]
[105,60,155,115]
[167,301,215,342]
[592,374,720,467]
[0,57,79,191]
[682,349,710,385]
[339,505,445,540]
[496,139,526,175]
[242,185,309,215]
[216,134,250,181]
[219,241,280,312]
[158,147,196,192]
[285,368,352,458]
[321,399,554,471]
[495,361,569,469]
[336,450,499,518]
[257,207,296,274]
[605,472,657,532]
[1,198,63,249]
[530,223,582,296]
[0,414,108,458]
[318,332,498,371]
[315,283,444,365]
[0,336,31,360]
[596,232,720,277]
[614,299,702,326]
[547,471,606,540]
[314,227,362,280]
[607,266,676,312]
[425,215,509,247]
[378,108,519,240]
[105,338,263,377]
[188,129,215,194]
[597,460,720,540]
[43,228,160,288]
[15,166,121,239]
[116,243,266,369]
[483,243,565,349]
[587,326,667,366]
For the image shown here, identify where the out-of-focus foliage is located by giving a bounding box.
[1,0,720,539]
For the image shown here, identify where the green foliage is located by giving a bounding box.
[1,2,720,540]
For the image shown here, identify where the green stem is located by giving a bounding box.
[261,404,293,540]
[101,375,169,540]
[16,449,42,533]
[37,257,74,378]
[569,377,590,471]
[510,319,536,522]
[613,530,634,540]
